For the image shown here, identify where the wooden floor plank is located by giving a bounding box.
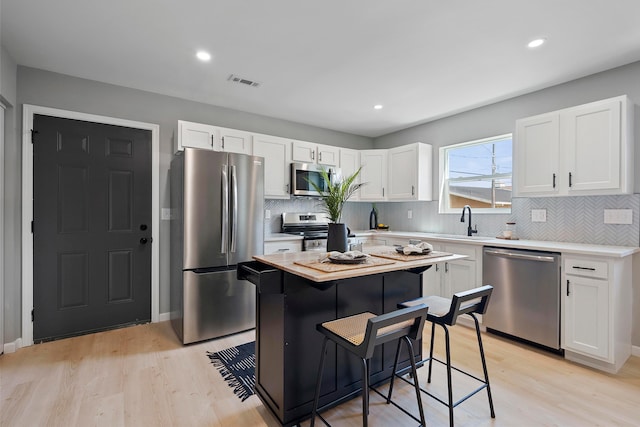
[1,321,639,426]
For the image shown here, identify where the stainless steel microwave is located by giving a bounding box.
[290,162,341,196]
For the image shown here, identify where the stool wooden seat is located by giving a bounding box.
[310,305,429,427]
[398,285,495,427]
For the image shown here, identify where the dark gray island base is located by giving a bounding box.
[239,251,447,426]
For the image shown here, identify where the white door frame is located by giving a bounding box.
[21,104,160,347]
[0,103,5,352]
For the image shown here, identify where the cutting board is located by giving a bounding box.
[294,256,396,273]
[370,250,453,262]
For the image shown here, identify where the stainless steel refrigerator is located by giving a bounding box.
[170,147,264,344]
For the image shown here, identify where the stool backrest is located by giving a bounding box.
[360,304,428,359]
[443,285,493,326]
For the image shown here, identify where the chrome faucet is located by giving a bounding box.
[460,205,478,237]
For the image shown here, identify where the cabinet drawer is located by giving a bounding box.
[442,243,477,261]
[564,258,608,279]
[264,240,302,255]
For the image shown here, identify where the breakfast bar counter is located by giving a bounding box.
[238,246,466,426]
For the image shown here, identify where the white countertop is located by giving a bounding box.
[351,230,639,258]
[265,230,639,257]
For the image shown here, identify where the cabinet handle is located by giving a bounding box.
[435,264,439,272]
[572,266,596,271]
[569,172,572,187]
[382,187,385,197]
[311,151,315,160]
[222,136,225,149]
[211,135,214,147]
[319,152,322,162]
[445,262,449,273]
[552,173,556,188]
[277,248,290,252]
[285,183,289,192]
[412,185,415,196]
[567,279,570,296]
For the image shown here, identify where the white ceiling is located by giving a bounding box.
[3,1,640,138]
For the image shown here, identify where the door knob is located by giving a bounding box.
[140,237,152,244]
[140,224,148,231]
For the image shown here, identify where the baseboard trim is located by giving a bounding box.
[3,337,23,354]
[158,312,171,322]
[632,345,640,357]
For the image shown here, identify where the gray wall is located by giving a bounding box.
[1,66,372,343]
[2,46,17,347]
[373,60,640,348]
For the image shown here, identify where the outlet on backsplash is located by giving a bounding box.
[603,209,633,225]
[531,209,547,222]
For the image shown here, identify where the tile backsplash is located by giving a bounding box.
[266,194,640,247]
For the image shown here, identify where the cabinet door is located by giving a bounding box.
[178,120,216,151]
[217,128,252,154]
[317,144,339,167]
[514,113,560,195]
[291,140,316,163]
[564,275,609,360]
[253,135,291,198]
[339,148,360,200]
[442,259,476,298]
[388,145,416,200]
[359,150,388,200]
[563,98,622,194]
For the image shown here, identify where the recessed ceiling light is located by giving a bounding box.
[527,38,546,48]
[373,104,383,110]
[196,51,212,61]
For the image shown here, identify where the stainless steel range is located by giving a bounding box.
[282,212,332,252]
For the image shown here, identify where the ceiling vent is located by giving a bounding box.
[228,74,260,88]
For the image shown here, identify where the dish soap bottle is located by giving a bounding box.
[369,204,378,230]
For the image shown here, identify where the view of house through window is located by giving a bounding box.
[439,133,512,213]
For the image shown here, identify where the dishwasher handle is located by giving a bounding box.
[484,249,556,263]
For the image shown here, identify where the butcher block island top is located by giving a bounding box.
[252,245,467,282]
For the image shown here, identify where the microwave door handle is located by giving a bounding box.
[231,164,238,253]
[221,165,229,253]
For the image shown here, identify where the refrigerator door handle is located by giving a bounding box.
[231,164,238,253]
[221,164,229,253]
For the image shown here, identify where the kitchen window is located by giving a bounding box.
[439,133,512,213]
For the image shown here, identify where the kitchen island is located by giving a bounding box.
[239,247,466,426]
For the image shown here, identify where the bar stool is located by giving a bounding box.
[398,285,495,427]
[310,304,429,427]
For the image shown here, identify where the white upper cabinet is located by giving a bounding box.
[514,113,560,195]
[216,127,252,154]
[252,134,291,199]
[177,121,252,154]
[359,150,388,201]
[339,148,360,200]
[292,140,339,166]
[514,95,633,197]
[388,142,433,201]
[177,120,218,152]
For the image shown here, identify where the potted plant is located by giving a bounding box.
[308,167,364,252]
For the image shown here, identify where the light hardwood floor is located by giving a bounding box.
[1,321,639,426]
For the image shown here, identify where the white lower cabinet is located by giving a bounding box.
[422,243,482,299]
[562,255,632,373]
[264,240,302,255]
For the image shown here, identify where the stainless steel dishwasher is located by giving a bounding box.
[482,247,561,351]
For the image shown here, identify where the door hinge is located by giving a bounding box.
[31,129,39,144]
[31,309,34,322]
[31,220,34,233]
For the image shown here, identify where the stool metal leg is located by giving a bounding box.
[442,324,454,427]
[361,358,369,427]
[310,337,329,427]
[427,322,436,383]
[471,313,495,418]
[386,338,404,403]
[403,335,427,427]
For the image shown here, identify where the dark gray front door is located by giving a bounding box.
[33,114,152,341]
